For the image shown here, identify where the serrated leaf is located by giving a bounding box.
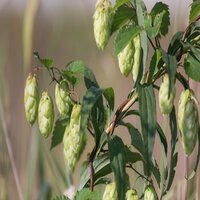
[51,195,69,200]
[151,2,170,36]
[34,52,53,69]
[167,31,184,57]
[79,153,111,189]
[138,84,156,176]
[108,135,126,200]
[114,25,143,56]
[75,188,101,200]
[184,53,200,82]
[111,4,136,34]
[51,117,69,150]
[164,107,178,194]
[67,60,85,74]
[103,87,115,111]
[189,0,200,23]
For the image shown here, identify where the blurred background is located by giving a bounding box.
[0,0,199,199]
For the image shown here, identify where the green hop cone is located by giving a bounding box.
[132,35,141,82]
[102,182,117,200]
[118,41,135,76]
[24,73,39,126]
[144,186,157,200]
[63,104,86,171]
[38,92,54,138]
[126,189,139,200]
[93,0,112,50]
[159,74,176,115]
[55,80,73,116]
[178,89,199,155]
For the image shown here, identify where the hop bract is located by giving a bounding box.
[159,73,176,115]
[126,189,139,200]
[55,80,73,116]
[178,89,199,155]
[144,186,157,200]
[93,0,112,50]
[63,104,86,171]
[24,73,39,126]
[132,35,141,82]
[102,182,117,200]
[118,41,135,76]
[38,92,54,138]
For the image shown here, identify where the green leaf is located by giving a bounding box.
[184,53,200,82]
[124,147,143,164]
[167,31,184,57]
[113,0,130,11]
[52,195,69,200]
[84,67,100,89]
[135,0,148,77]
[33,52,53,69]
[67,60,85,74]
[164,107,178,194]
[187,127,200,180]
[114,25,143,56]
[108,135,126,200]
[103,87,115,111]
[111,4,136,34]
[80,86,103,134]
[151,2,170,36]
[75,188,101,200]
[189,0,200,23]
[137,84,156,176]
[50,117,69,150]
[79,153,111,189]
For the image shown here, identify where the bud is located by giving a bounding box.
[132,35,141,82]
[159,74,176,115]
[24,74,39,126]
[93,0,112,50]
[126,189,139,200]
[102,182,117,200]
[63,104,86,171]
[55,80,73,116]
[118,41,135,76]
[38,92,54,138]
[144,186,157,200]
[178,89,199,155]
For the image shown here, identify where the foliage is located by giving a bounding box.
[24,0,200,199]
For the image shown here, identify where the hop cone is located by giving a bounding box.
[24,73,39,126]
[55,80,73,116]
[159,74,176,115]
[63,104,86,171]
[126,189,138,200]
[102,182,117,200]
[93,0,112,50]
[118,41,135,76]
[178,89,199,155]
[38,92,54,138]
[144,186,157,200]
[132,35,141,82]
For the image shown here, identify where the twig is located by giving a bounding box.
[148,37,156,50]
[0,99,24,200]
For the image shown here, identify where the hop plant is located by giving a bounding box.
[132,35,141,82]
[55,80,73,116]
[93,0,112,50]
[24,73,39,126]
[118,41,135,77]
[63,104,86,171]
[159,73,176,115]
[102,182,117,200]
[126,189,139,200]
[38,92,54,138]
[144,186,157,200]
[178,89,199,155]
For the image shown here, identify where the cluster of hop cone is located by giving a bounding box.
[94,0,199,157]
[24,74,86,172]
